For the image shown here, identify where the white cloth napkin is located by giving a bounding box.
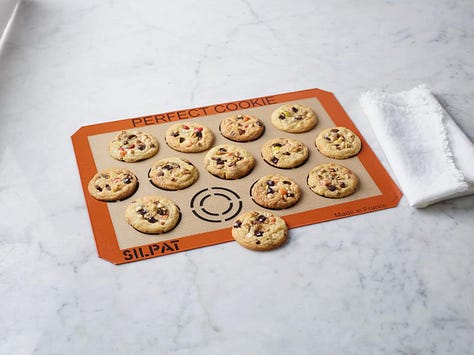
[359,84,474,208]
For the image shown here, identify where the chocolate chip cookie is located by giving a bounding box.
[109,130,159,162]
[125,195,181,234]
[315,127,361,159]
[251,174,302,209]
[307,163,359,198]
[148,157,199,190]
[165,122,214,153]
[220,114,265,142]
[204,144,255,179]
[261,137,309,169]
[88,168,138,202]
[231,210,288,251]
[87,168,138,202]
[271,103,318,133]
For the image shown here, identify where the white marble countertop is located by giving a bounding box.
[1,1,473,354]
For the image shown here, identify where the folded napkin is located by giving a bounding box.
[359,85,474,208]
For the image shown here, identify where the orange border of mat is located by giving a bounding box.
[72,88,401,264]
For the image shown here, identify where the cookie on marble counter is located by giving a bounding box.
[148,157,199,190]
[88,168,138,202]
[125,195,181,234]
[251,174,302,209]
[271,103,318,133]
[204,144,255,179]
[109,130,159,162]
[231,210,288,251]
[219,114,265,142]
[261,137,309,169]
[165,122,214,153]
[307,163,359,198]
[315,127,361,159]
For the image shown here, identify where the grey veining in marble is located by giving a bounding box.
[0,1,473,354]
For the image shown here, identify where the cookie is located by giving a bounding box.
[271,103,318,133]
[109,130,159,162]
[219,114,265,142]
[125,195,181,234]
[307,163,359,198]
[315,127,361,159]
[88,168,138,202]
[148,157,199,190]
[251,174,302,209]
[231,210,288,251]
[165,122,214,153]
[204,144,255,179]
[261,137,309,169]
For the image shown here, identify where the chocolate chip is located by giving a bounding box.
[330,129,339,133]
[105,184,111,191]
[157,208,167,215]
[195,131,202,138]
[272,143,282,148]
[266,180,275,186]
[340,182,346,188]
[283,152,291,156]
[214,157,225,165]
[256,215,267,223]
[287,192,295,197]
[238,129,245,135]
[137,208,147,216]
[271,157,279,164]
[147,216,157,223]
[163,164,174,170]
[328,185,336,191]
[294,115,303,120]
[283,180,291,185]
[233,220,242,228]
[137,143,146,150]
[291,106,298,113]
[218,147,227,153]
[128,134,137,139]
[255,230,264,237]
[279,114,285,120]
[123,176,132,184]
[172,132,179,137]
[95,186,103,192]
[267,187,274,194]
[255,240,261,245]
[179,137,185,143]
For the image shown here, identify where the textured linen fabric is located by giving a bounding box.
[360,85,474,208]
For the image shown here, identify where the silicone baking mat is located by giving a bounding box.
[72,88,401,264]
